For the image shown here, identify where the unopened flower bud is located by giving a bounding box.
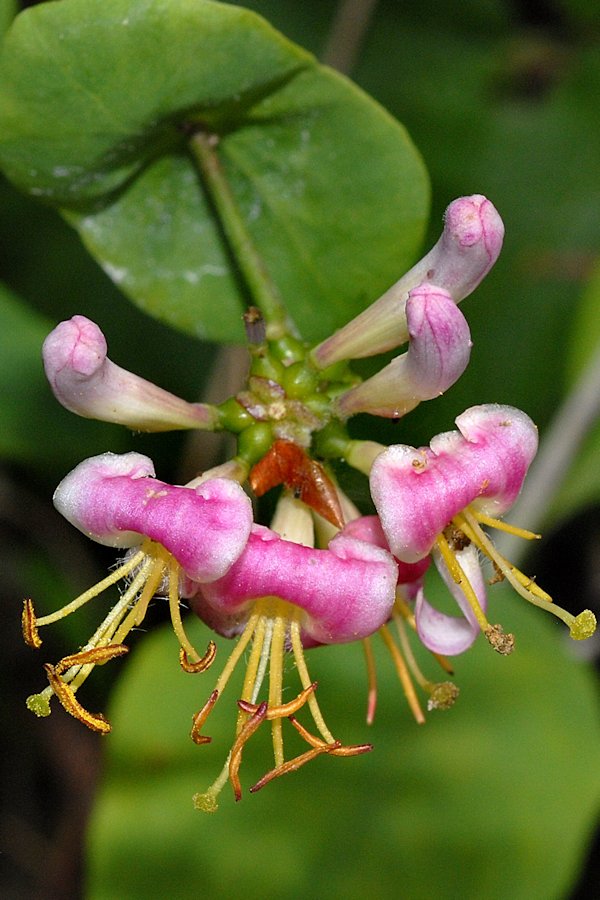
[311,195,503,367]
[43,315,219,431]
[335,283,471,418]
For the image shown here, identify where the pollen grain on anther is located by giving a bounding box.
[22,598,42,649]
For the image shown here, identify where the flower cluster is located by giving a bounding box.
[23,195,596,809]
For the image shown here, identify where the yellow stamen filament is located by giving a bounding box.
[35,550,146,626]
[248,616,270,705]
[460,508,596,639]
[392,614,459,711]
[435,532,490,633]
[167,557,204,663]
[456,512,552,603]
[63,558,155,693]
[362,637,378,725]
[22,599,41,649]
[111,555,166,645]
[289,617,335,744]
[394,593,454,675]
[214,613,259,697]
[379,624,425,724]
[473,510,541,541]
[393,613,431,692]
[268,610,287,767]
[44,663,111,734]
[191,615,263,750]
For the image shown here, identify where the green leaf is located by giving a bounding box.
[87,595,600,899]
[0,0,16,39]
[0,0,428,343]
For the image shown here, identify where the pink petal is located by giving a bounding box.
[53,452,253,581]
[370,404,538,561]
[192,525,397,645]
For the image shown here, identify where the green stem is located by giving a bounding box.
[189,130,294,341]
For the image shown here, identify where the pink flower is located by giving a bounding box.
[335,283,471,418]
[192,523,397,646]
[366,405,541,657]
[23,453,253,736]
[370,404,538,563]
[186,492,395,809]
[311,194,503,367]
[53,452,252,581]
[43,315,218,431]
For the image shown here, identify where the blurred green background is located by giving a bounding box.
[1,1,599,898]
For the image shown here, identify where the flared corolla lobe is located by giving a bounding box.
[191,525,397,646]
[335,283,472,418]
[53,452,253,581]
[415,545,487,655]
[312,195,503,367]
[43,316,218,431]
[369,405,538,562]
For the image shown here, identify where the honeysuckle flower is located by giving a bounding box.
[43,315,219,431]
[311,194,504,367]
[195,522,396,645]
[23,452,253,731]
[370,404,596,652]
[186,492,397,810]
[335,282,472,418]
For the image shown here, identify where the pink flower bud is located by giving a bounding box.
[43,316,218,431]
[311,195,503,366]
[53,452,253,581]
[335,283,471,418]
[191,525,397,645]
[370,405,538,562]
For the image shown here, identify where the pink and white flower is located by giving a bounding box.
[370,404,538,563]
[192,523,397,646]
[53,451,252,581]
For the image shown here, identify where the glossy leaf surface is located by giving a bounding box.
[0,0,428,342]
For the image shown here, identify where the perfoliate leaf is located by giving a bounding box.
[0,0,429,343]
